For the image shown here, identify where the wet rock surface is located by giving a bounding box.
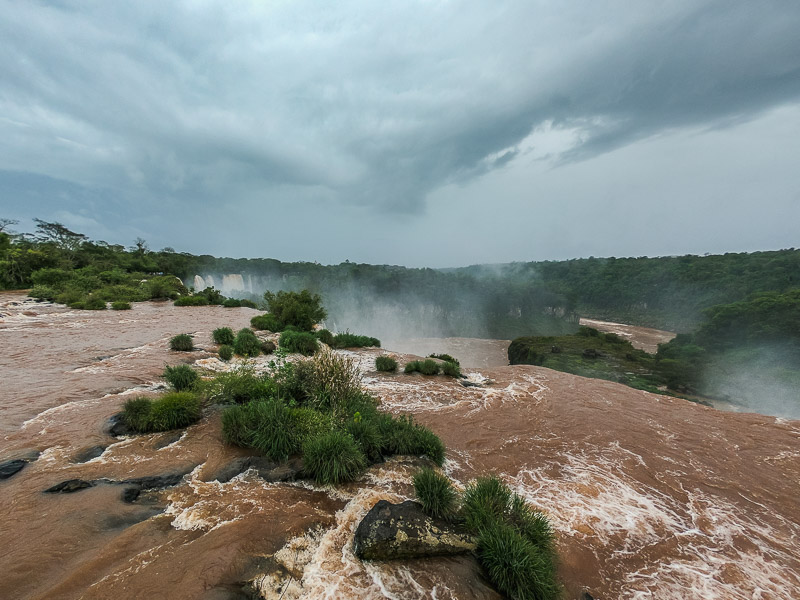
[44,479,95,493]
[72,445,107,463]
[0,459,29,480]
[107,413,133,437]
[206,456,304,484]
[353,500,476,561]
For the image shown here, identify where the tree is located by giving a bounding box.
[263,289,327,331]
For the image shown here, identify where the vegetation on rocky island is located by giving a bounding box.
[122,392,202,433]
[375,356,398,372]
[169,334,194,352]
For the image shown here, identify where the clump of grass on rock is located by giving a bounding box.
[111,301,131,310]
[414,467,457,519]
[212,327,235,346]
[302,430,367,484]
[404,359,441,375]
[233,328,261,357]
[163,364,198,391]
[332,332,381,349]
[123,392,202,433]
[375,356,398,372]
[218,344,234,361]
[279,330,318,356]
[173,295,209,307]
[169,334,194,351]
[251,313,284,332]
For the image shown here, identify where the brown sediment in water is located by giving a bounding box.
[1,292,799,599]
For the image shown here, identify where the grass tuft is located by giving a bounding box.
[163,364,198,391]
[302,431,367,484]
[169,334,194,351]
[375,356,398,372]
[414,467,457,518]
[212,327,235,345]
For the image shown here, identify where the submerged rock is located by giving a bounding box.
[353,500,476,561]
[0,459,28,480]
[72,445,107,463]
[206,456,304,484]
[107,413,132,437]
[44,479,95,494]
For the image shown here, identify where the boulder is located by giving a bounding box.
[353,500,476,561]
[44,479,95,494]
[0,459,28,480]
[107,413,132,437]
[72,445,107,463]
[206,456,304,484]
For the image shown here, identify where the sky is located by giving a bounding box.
[1,0,799,268]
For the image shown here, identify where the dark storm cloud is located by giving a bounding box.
[0,0,799,254]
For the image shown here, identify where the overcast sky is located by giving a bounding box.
[2,1,799,267]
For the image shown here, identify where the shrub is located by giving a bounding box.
[174,295,209,307]
[375,356,398,372]
[240,299,258,309]
[302,431,367,484]
[163,364,198,391]
[212,327,235,345]
[346,418,383,462]
[314,328,335,345]
[148,392,203,431]
[263,289,327,332]
[145,275,187,300]
[576,326,600,338]
[375,414,445,465]
[477,521,560,600]
[279,330,318,356]
[221,400,295,460]
[111,301,131,310]
[169,334,194,351]
[463,476,512,532]
[222,298,241,307]
[233,328,261,357]
[251,313,284,331]
[204,367,275,404]
[84,295,106,310]
[332,332,381,349]
[288,407,333,447]
[122,397,153,432]
[195,286,225,305]
[414,467,457,519]
[123,392,202,433]
[428,353,460,366]
[404,360,422,374]
[419,359,441,375]
[29,285,57,300]
[218,344,234,361]
[441,361,461,378]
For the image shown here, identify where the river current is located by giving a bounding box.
[1,292,798,599]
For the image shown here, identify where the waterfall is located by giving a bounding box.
[193,275,205,290]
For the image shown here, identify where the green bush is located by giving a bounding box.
[419,359,441,375]
[297,349,363,414]
[314,328,335,345]
[123,392,202,433]
[29,285,57,300]
[203,367,274,404]
[169,334,194,351]
[222,298,242,308]
[302,431,367,484]
[441,361,461,378]
[404,360,421,374]
[239,299,258,309]
[346,418,383,462]
[174,295,209,307]
[81,295,106,310]
[263,289,327,332]
[414,467,457,519]
[428,353,460,366]
[477,521,560,600]
[218,344,234,361]
[195,286,225,305]
[375,414,445,465]
[288,407,333,447]
[212,327,235,345]
[332,332,381,349]
[463,476,512,532]
[111,301,131,310]
[279,330,318,356]
[233,328,261,357]
[145,275,187,300]
[163,364,198,391]
[375,356,398,372]
[221,400,295,460]
[251,313,284,332]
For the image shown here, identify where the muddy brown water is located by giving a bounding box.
[1,293,799,599]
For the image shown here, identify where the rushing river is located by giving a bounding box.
[1,292,799,599]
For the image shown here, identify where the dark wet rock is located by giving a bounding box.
[207,456,304,484]
[353,500,476,561]
[72,445,107,463]
[153,431,183,449]
[107,413,133,437]
[121,487,142,503]
[550,345,562,354]
[582,348,600,358]
[101,509,161,530]
[459,380,483,388]
[580,592,595,600]
[0,459,28,480]
[121,472,188,490]
[44,479,95,494]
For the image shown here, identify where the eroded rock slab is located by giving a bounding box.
[72,445,107,463]
[44,479,95,493]
[353,500,476,561]
[206,456,304,484]
[0,459,28,480]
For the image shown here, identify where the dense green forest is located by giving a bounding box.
[2,218,799,341]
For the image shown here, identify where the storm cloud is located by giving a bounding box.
[1,1,799,265]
